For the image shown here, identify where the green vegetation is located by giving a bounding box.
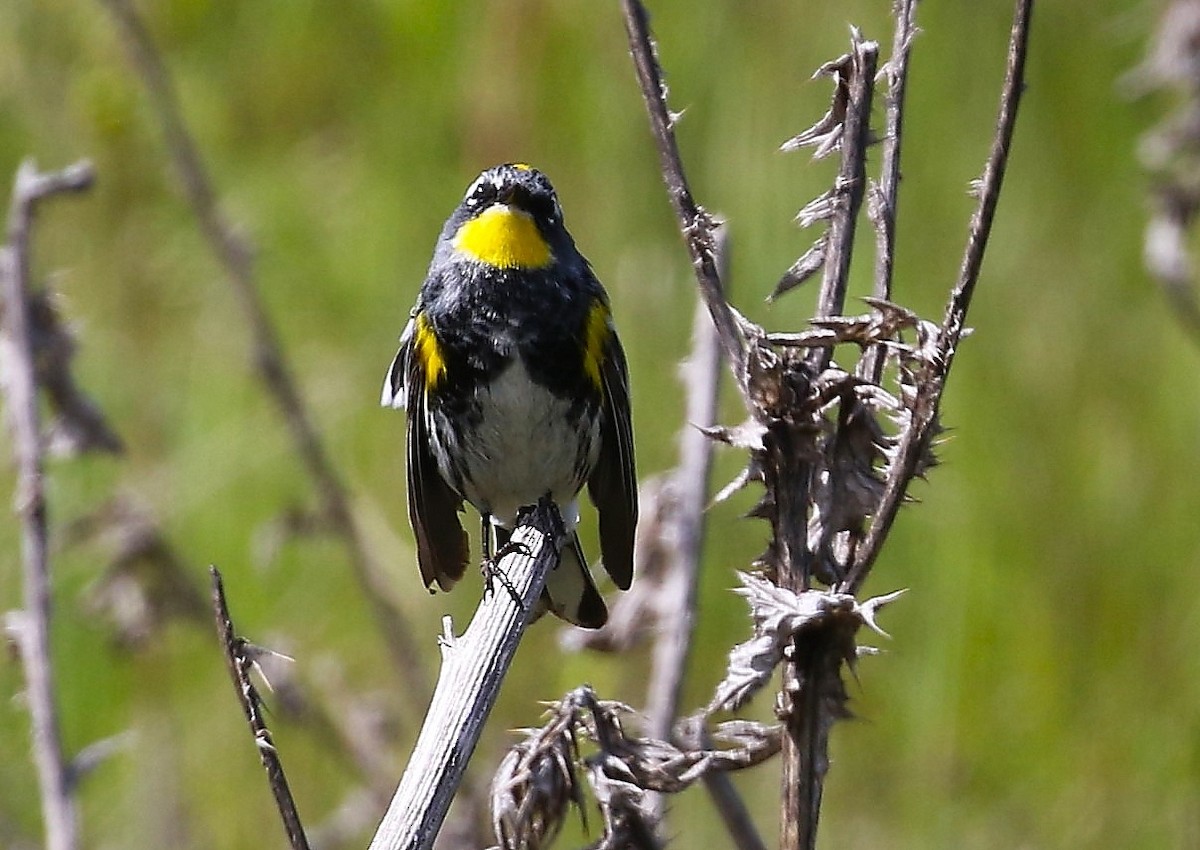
[2,2,1195,848]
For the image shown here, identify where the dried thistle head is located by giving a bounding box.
[491,694,586,850]
[706,572,904,716]
[707,300,946,587]
[492,687,787,849]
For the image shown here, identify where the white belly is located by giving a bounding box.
[434,358,598,526]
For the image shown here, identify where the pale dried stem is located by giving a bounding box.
[643,251,722,815]
[1,158,94,850]
[368,500,565,850]
[644,237,726,738]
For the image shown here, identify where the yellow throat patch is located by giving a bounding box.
[452,205,552,270]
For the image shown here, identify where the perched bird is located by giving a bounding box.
[381,163,636,628]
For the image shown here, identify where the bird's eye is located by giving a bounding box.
[466,182,497,208]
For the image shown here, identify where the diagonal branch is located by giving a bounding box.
[368,499,567,850]
[96,0,431,701]
[1,158,94,850]
[620,0,747,387]
[842,0,1034,595]
[211,567,311,850]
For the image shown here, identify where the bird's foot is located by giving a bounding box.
[481,538,530,607]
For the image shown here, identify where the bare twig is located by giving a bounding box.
[862,0,919,383]
[620,0,747,386]
[643,263,725,827]
[368,499,566,850]
[841,0,1033,595]
[616,30,769,842]
[210,567,311,850]
[641,231,765,850]
[96,0,431,700]
[1,158,94,850]
[872,0,918,306]
[644,236,726,739]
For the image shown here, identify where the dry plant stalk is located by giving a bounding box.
[1,159,101,850]
[97,2,494,839]
[212,500,566,850]
[368,499,567,850]
[211,567,311,850]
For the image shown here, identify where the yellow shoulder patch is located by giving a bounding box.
[582,301,610,393]
[452,206,553,270]
[414,313,446,391]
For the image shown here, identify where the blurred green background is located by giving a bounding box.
[2,1,1196,848]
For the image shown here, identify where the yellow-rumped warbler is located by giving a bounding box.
[381,163,636,628]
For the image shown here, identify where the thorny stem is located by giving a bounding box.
[1,159,93,850]
[97,0,433,704]
[211,568,311,850]
[873,0,917,306]
[773,448,820,850]
[774,78,880,845]
[620,13,774,847]
[841,0,1033,595]
[624,1,1030,848]
[620,0,748,387]
[863,0,919,384]
[810,36,878,344]
[780,31,876,850]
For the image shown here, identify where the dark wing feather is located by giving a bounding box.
[587,330,637,590]
[381,313,415,409]
[402,338,468,591]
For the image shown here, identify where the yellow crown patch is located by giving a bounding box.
[453,205,553,270]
